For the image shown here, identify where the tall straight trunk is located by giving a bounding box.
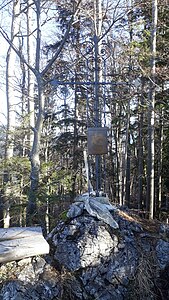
[26,0,44,225]
[26,1,36,225]
[93,0,103,193]
[147,0,157,219]
[125,131,131,206]
[138,78,144,209]
[72,73,78,196]
[19,31,27,226]
[124,0,133,207]
[6,0,20,159]
[115,105,123,206]
[20,42,27,157]
[156,108,163,215]
[27,85,45,225]
[123,99,130,206]
[27,0,35,149]
[3,0,20,228]
[108,124,115,200]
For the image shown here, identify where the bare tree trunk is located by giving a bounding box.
[27,86,45,225]
[26,0,44,225]
[72,74,78,196]
[124,0,133,207]
[124,99,130,207]
[138,78,144,209]
[147,0,157,219]
[3,0,20,228]
[117,122,123,206]
[125,132,131,207]
[157,108,163,216]
[6,0,20,159]
[27,0,35,149]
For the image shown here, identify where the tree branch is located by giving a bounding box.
[99,8,133,43]
[41,0,82,78]
[0,27,36,76]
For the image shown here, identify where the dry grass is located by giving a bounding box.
[118,210,137,222]
[118,209,161,234]
[127,250,159,300]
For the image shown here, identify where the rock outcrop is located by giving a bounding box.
[0,204,169,300]
[0,257,61,299]
[47,207,169,300]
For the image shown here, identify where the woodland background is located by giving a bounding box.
[0,0,168,233]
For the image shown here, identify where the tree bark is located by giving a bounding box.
[26,0,42,225]
[27,0,35,149]
[138,78,144,209]
[147,0,157,219]
[3,0,21,228]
